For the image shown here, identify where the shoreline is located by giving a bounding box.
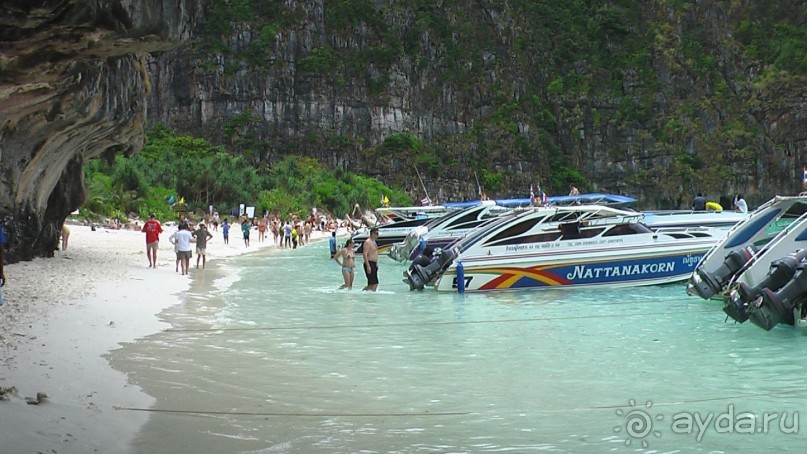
[0,223,344,452]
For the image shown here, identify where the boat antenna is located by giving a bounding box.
[473,171,482,197]
[415,166,431,205]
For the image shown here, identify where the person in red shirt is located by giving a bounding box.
[141,213,163,268]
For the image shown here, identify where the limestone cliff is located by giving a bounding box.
[146,0,807,208]
[0,0,199,262]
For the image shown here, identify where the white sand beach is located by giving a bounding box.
[0,222,341,453]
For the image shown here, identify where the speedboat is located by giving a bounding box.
[350,205,460,254]
[642,210,748,231]
[686,195,807,330]
[686,195,807,301]
[389,193,638,262]
[405,204,723,292]
[388,201,512,262]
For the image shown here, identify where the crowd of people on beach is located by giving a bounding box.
[139,208,382,291]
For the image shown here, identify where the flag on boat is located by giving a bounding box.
[421,196,431,206]
[537,185,547,205]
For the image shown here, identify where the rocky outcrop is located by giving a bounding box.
[0,0,200,262]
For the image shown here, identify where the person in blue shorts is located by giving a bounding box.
[222,219,230,244]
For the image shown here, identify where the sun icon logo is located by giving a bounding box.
[613,399,663,447]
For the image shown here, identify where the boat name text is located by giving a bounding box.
[567,262,676,280]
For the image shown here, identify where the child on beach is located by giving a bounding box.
[222,219,230,245]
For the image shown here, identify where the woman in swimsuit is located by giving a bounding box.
[333,239,355,290]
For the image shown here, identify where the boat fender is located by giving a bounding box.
[705,201,723,212]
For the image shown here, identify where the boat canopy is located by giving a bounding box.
[443,193,636,209]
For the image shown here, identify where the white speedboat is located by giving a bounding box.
[390,193,642,263]
[405,205,723,292]
[388,201,511,262]
[642,210,748,231]
[351,205,460,254]
[686,195,807,330]
[686,195,807,301]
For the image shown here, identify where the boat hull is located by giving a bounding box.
[435,248,707,292]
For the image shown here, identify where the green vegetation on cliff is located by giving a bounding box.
[83,126,411,222]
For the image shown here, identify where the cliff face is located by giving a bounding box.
[2,1,806,263]
[0,0,199,262]
[147,0,807,207]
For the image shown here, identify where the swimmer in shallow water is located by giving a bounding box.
[333,238,355,290]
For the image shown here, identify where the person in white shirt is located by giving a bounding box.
[169,223,195,275]
[734,195,748,214]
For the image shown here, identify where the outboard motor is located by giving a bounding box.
[687,246,757,300]
[405,248,457,291]
[724,250,807,323]
[747,263,807,330]
[389,226,427,262]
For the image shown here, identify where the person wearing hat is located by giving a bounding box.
[141,213,163,268]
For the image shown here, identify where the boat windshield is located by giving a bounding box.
[450,209,528,253]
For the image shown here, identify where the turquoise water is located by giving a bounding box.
[111,241,807,453]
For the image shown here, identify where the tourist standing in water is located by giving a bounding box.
[334,238,356,290]
[362,228,379,291]
[329,231,337,258]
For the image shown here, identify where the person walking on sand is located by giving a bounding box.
[193,223,214,269]
[362,228,380,292]
[61,224,70,251]
[222,218,230,244]
[271,219,280,245]
[258,218,267,242]
[170,223,195,275]
[283,222,292,248]
[141,213,163,268]
[241,218,251,247]
[334,238,356,290]
[0,222,7,304]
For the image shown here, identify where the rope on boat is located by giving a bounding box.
[113,406,470,417]
[163,309,717,333]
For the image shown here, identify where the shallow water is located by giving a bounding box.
[110,240,807,453]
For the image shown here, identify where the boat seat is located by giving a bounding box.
[559,221,581,240]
